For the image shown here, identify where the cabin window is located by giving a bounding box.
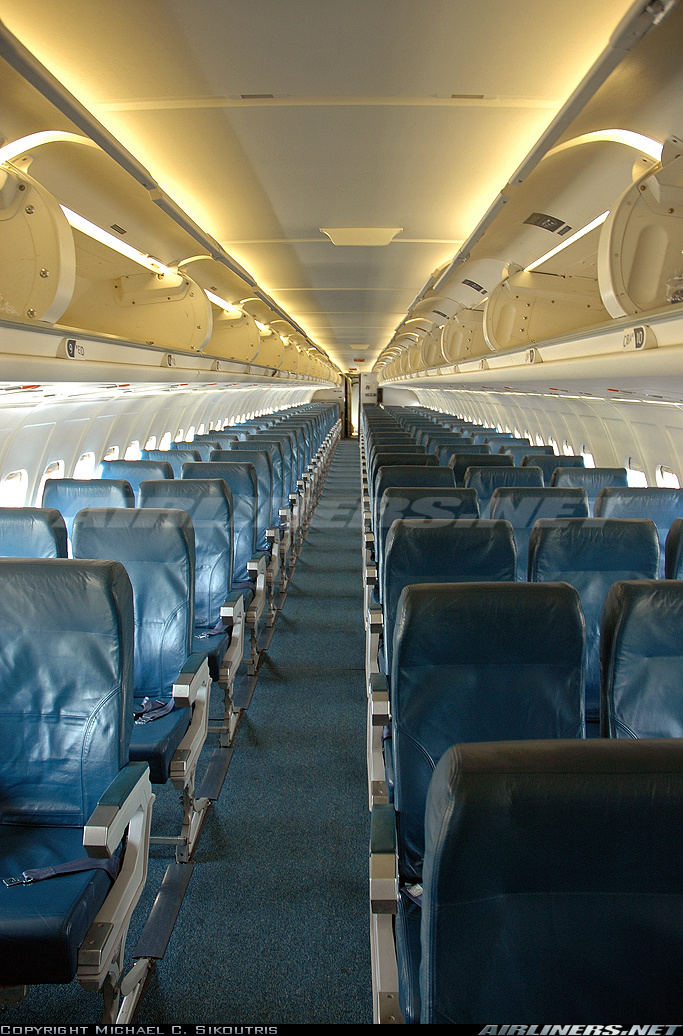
[73,452,96,479]
[548,437,559,455]
[198,424,206,436]
[186,426,196,441]
[103,445,119,461]
[655,464,680,489]
[38,460,65,504]
[0,469,28,507]
[626,458,648,487]
[174,429,185,443]
[124,441,142,461]
[144,435,157,450]
[524,429,532,442]
[535,434,546,447]
[563,440,575,456]
[158,432,172,451]
[581,446,595,468]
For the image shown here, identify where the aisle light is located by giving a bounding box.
[60,205,172,275]
[524,211,610,272]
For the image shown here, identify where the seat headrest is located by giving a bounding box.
[490,486,589,522]
[0,506,67,558]
[422,738,683,1023]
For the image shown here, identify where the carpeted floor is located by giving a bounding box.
[5,438,372,1026]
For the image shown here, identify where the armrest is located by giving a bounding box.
[365,563,377,587]
[266,525,281,547]
[247,552,269,578]
[220,589,246,625]
[173,653,211,708]
[370,803,398,914]
[367,604,383,636]
[278,507,291,522]
[369,671,390,724]
[84,762,153,859]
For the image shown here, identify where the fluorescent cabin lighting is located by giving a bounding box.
[546,130,663,163]
[59,205,171,275]
[524,211,610,272]
[0,131,100,166]
[204,290,243,317]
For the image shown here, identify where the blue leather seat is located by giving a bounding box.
[601,579,683,738]
[174,440,222,460]
[422,434,474,454]
[523,452,585,483]
[0,557,152,1012]
[529,518,660,725]
[381,517,516,675]
[372,464,454,540]
[72,508,211,862]
[665,517,683,577]
[490,486,590,579]
[500,443,554,464]
[0,506,67,557]
[595,487,683,577]
[552,466,628,514]
[237,438,286,514]
[420,739,683,1023]
[387,581,585,1021]
[42,478,135,545]
[141,448,200,477]
[448,451,513,486]
[138,480,246,732]
[97,459,173,501]
[375,487,478,600]
[182,460,268,672]
[463,464,543,516]
[211,448,274,553]
[435,442,491,467]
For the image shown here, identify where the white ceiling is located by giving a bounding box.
[0,0,639,371]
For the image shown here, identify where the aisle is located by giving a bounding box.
[142,436,371,1024]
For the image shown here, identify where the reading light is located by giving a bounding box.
[60,205,172,275]
[524,211,610,272]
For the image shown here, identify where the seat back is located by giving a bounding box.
[601,579,683,737]
[97,459,173,501]
[595,487,683,576]
[176,440,222,460]
[423,434,474,454]
[421,739,683,1023]
[500,443,554,465]
[435,442,491,467]
[251,432,296,498]
[376,487,479,596]
[141,448,200,477]
[182,461,257,584]
[529,518,660,721]
[372,465,455,536]
[463,465,543,516]
[0,557,133,826]
[490,487,590,578]
[448,451,513,486]
[211,449,273,551]
[665,517,683,578]
[552,467,628,514]
[0,506,67,558]
[392,581,585,883]
[41,478,135,544]
[382,518,516,674]
[523,453,584,483]
[72,508,194,703]
[243,438,286,512]
[139,479,233,628]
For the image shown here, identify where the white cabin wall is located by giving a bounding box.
[0,384,315,504]
[386,386,683,488]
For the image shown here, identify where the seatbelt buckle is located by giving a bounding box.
[3,873,33,887]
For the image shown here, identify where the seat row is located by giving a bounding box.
[0,403,341,1021]
[361,405,683,1025]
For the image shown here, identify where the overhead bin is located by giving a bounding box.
[207,306,261,363]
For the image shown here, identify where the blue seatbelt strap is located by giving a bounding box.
[4,855,120,887]
[134,696,175,724]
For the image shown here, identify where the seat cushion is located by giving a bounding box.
[193,626,232,681]
[129,705,191,784]
[0,824,113,984]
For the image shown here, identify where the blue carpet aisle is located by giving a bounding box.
[3,438,371,1025]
